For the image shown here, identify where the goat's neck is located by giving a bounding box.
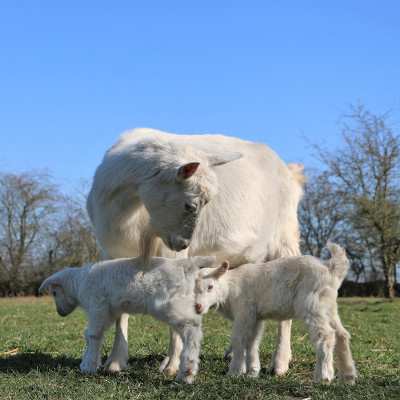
[69,267,87,304]
[215,276,230,305]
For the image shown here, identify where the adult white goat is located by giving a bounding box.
[87,128,304,376]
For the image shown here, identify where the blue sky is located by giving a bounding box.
[1,1,399,193]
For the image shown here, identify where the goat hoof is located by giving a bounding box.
[270,351,292,376]
[176,373,195,384]
[103,357,128,373]
[223,348,233,361]
[159,356,170,373]
[80,361,99,375]
[271,366,289,376]
[341,374,356,385]
[227,368,245,377]
[247,370,260,378]
[164,366,178,377]
[269,358,290,376]
[183,375,195,384]
[104,361,126,373]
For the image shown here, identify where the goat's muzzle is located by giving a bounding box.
[195,303,203,314]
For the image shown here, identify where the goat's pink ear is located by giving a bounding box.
[176,162,200,181]
[213,261,229,279]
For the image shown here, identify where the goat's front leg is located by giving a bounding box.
[158,247,187,376]
[246,320,265,377]
[175,323,203,384]
[80,314,111,374]
[228,317,253,376]
[103,313,129,373]
[270,319,292,376]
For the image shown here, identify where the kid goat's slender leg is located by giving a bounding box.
[229,313,257,376]
[160,328,183,376]
[332,314,357,384]
[270,244,300,376]
[305,318,336,384]
[104,313,129,372]
[80,313,112,374]
[175,323,203,384]
[270,319,292,376]
[246,320,265,377]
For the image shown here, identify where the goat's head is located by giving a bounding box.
[39,268,79,317]
[194,261,229,314]
[139,151,242,253]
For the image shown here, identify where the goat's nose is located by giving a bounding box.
[195,303,203,314]
[180,241,189,250]
[170,237,190,252]
[177,238,190,251]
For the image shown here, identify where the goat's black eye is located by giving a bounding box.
[185,203,197,213]
[207,284,214,291]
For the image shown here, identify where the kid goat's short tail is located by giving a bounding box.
[325,242,350,287]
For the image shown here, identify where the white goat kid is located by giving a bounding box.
[39,256,216,384]
[194,243,357,384]
[87,128,304,376]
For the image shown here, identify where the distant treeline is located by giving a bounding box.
[298,105,400,298]
[0,173,99,296]
[339,281,400,298]
[0,104,399,297]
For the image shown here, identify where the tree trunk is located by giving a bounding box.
[383,266,395,299]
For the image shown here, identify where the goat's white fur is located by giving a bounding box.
[39,256,216,384]
[87,128,304,375]
[195,243,357,384]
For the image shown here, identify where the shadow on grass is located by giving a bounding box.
[0,352,80,373]
[0,351,169,379]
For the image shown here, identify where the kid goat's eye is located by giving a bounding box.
[207,284,213,291]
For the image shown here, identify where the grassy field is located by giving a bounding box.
[0,297,399,400]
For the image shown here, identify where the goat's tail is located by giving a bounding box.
[324,242,349,287]
[287,163,306,188]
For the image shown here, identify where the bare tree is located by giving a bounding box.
[299,170,343,257]
[0,172,59,294]
[315,104,400,297]
[48,194,100,268]
[299,170,369,282]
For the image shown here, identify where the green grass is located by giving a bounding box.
[0,297,399,400]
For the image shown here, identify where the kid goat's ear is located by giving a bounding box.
[38,275,61,294]
[211,260,229,279]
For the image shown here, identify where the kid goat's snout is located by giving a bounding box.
[195,303,203,314]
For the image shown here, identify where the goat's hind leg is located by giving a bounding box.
[269,241,300,376]
[331,314,357,384]
[305,317,335,384]
[159,328,183,377]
